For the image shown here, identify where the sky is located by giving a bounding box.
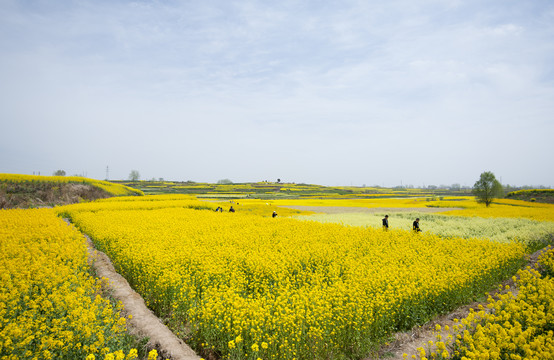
[1,0,553,187]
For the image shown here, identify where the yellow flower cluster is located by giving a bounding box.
[86,348,138,360]
[538,246,554,277]
[507,189,554,197]
[66,205,526,360]
[57,195,212,216]
[421,249,554,360]
[266,197,449,209]
[297,212,554,251]
[0,173,143,196]
[57,195,308,220]
[442,199,554,222]
[0,209,137,359]
[247,196,554,222]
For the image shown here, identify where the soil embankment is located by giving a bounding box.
[0,182,111,208]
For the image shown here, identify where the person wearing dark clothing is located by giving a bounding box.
[382,215,389,229]
[272,211,278,218]
[229,206,235,213]
[413,218,421,232]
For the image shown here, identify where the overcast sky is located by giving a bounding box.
[1,0,553,187]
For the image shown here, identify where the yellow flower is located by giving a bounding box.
[44,195,543,360]
[147,349,158,360]
[126,349,138,359]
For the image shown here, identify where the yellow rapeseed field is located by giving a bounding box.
[7,191,551,359]
[296,212,554,251]
[442,200,554,222]
[538,247,554,276]
[418,247,554,360]
[57,195,308,219]
[253,196,554,222]
[0,209,139,360]
[66,205,527,360]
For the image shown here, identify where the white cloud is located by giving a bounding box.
[1,0,553,186]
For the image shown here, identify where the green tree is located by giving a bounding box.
[473,171,503,207]
[53,170,66,176]
[217,179,233,185]
[128,170,140,182]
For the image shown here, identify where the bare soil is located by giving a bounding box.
[1,182,111,208]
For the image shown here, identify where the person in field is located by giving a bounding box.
[229,206,235,213]
[413,218,421,232]
[382,215,389,230]
[272,211,278,218]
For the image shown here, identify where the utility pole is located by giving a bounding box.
[106,166,109,180]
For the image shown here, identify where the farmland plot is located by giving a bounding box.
[0,209,141,360]
[66,206,527,360]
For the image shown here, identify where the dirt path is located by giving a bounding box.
[366,246,552,360]
[281,205,462,214]
[66,220,200,360]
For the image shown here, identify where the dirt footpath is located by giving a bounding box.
[281,205,461,214]
[73,222,200,360]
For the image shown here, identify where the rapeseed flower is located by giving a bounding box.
[63,204,528,360]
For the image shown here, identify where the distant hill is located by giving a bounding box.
[0,174,143,209]
[114,180,472,198]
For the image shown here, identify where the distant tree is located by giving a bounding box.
[53,170,66,176]
[473,171,503,207]
[217,179,233,185]
[277,178,281,183]
[128,170,140,182]
[451,183,461,191]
